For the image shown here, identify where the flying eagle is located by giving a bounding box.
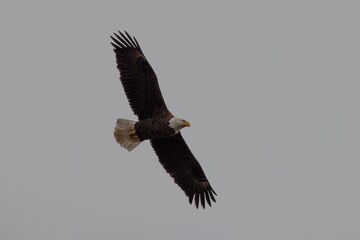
[111,31,216,208]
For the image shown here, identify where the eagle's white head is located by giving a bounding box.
[169,117,191,133]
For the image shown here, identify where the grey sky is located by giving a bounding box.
[1,1,360,239]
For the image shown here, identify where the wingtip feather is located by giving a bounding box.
[200,192,205,209]
[194,193,199,209]
[189,194,194,205]
[205,191,211,207]
[118,31,134,48]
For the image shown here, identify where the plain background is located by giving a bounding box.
[1,1,360,239]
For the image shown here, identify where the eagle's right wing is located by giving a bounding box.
[151,133,217,208]
[111,31,169,120]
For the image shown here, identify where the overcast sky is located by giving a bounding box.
[1,1,360,239]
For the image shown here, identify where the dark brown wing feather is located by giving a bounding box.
[111,31,169,120]
[151,133,217,208]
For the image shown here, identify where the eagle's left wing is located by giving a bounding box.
[151,133,216,208]
[111,31,169,120]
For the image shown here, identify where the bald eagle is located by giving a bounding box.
[111,31,216,208]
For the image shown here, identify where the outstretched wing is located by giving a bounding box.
[151,133,217,208]
[111,31,169,120]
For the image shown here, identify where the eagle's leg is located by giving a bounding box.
[129,130,138,138]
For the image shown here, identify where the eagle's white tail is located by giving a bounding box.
[114,118,141,151]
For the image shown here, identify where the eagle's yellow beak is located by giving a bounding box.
[183,120,191,127]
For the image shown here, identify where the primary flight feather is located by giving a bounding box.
[111,31,216,208]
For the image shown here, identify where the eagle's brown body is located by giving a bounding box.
[135,113,175,141]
